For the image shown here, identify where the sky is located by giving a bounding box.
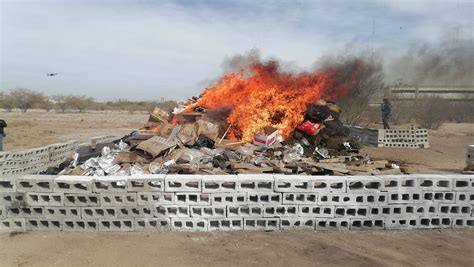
[1,0,473,101]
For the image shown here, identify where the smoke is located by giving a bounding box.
[387,39,474,86]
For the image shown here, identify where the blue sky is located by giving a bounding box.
[1,0,472,100]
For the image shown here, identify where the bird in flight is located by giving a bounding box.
[46,73,58,76]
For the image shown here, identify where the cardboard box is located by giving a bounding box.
[253,126,278,147]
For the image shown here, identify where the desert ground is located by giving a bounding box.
[0,110,473,266]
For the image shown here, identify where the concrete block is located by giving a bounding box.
[282,193,317,205]
[346,176,383,192]
[0,192,27,207]
[127,174,165,192]
[438,204,472,217]
[334,206,370,218]
[247,192,282,205]
[202,175,238,193]
[171,218,206,231]
[422,191,456,203]
[310,176,347,193]
[379,205,423,217]
[26,192,63,206]
[274,175,311,192]
[64,193,100,207]
[387,191,423,204]
[452,217,474,228]
[136,218,171,231]
[175,193,211,206]
[211,193,247,205]
[16,175,56,192]
[164,174,201,192]
[54,176,93,193]
[385,217,420,230]
[117,206,154,218]
[208,218,243,231]
[227,205,264,218]
[298,205,334,218]
[63,220,98,231]
[81,207,117,219]
[0,178,16,192]
[412,174,452,191]
[44,207,81,219]
[93,176,128,193]
[237,174,274,192]
[154,205,190,218]
[263,205,298,218]
[99,219,134,231]
[137,192,175,205]
[7,207,44,218]
[280,218,315,230]
[442,175,474,191]
[350,218,384,230]
[26,219,62,231]
[412,204,438,217]
[379,175,418,191]
[190,206,226,218]
[0,206,5,219]
[100,193,136,207]
[318,192,387,206]
[455,191,474,204]
[315,218,350,231]
[243,218,279,231]
[419,217,452,229]
[0,218,26,232]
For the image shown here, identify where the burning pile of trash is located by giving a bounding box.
[59,60,401,176]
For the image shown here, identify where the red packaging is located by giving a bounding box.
[296,121,323,135]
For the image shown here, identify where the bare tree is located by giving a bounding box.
[66,95,94,112]
[52,94,69,112]
[1,93,15,112]
[10,88,45,112]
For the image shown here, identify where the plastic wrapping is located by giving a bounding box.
[283,144,304,163]
[130,164,144,175]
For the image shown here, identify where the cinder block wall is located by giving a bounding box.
[0,174,472,232]
[349,126,430,148]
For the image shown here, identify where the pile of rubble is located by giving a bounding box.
[60,100,402,176]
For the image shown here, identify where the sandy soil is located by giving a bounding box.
[0,111,473,266]
[0,229,473,266]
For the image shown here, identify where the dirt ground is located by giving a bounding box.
[0,111,473,266]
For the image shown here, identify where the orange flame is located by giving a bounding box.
[188,60,364,142]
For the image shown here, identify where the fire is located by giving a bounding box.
[188,60,364,142]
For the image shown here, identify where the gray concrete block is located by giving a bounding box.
[0,206,5,219]
[26,219,62,231]
[387,191,423,204]
[211,193,247,205]
[93,177,128,193]
[26,192,63,206]
[280,218,315,230]
[0,178,16,192]
[385,217,419,230]
[315,218,350,231]
[334,206,370,218]
[243,218,279,231]
[0,218,26,232]
[378,205,423,217]
[350,218,384,230]
[154,205,190,218]
[227,205,264,218]
[318,192,387,206]
[422,191,456,203]
[274,175,311,192]
[116,206,154,218]
[346,176,383,192]
[127,175,165,192]
[54,176,93,193]
[452,217,474,228]
[309,176,347,193]
[81,207,117,219]
[99,219,134,231]
[175,193,211,206]
[63,220,98,231]
[413,174,452,191]
[7,207,44,218]
[44,207,81,219]
[455,191,474,204]
[263,205,298,218]
[16,175,56,192]
[164,174,201,192]
[100,193,136,207]
[282,193,317,205]
[170,218,206,231]
[137,192,175,205]
[208,218,243,231]
[202,175,238,193]
[190,206,226,218]
[298,205,334,218]
[237,174,274,192]
[438,204,472,217]
[419,217,452,229]
[247,192,282,205]
[442,175,473,191]
[0,192,27,207]
[64,193,100,207]
[136,218,171,231]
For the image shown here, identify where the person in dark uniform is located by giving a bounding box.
[381,98,392,129]
[0,119,6,151]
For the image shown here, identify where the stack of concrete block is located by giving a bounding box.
[466,145,474,171]
[0,174,472,232]
[349,125,430,148]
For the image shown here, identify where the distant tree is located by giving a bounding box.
[40,97,54,112]
[52,94,69,112]
[66,95,95,112]
[1,93,15,112]
[10,88,45,112]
